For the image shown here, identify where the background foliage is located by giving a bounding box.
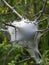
[0,0,49,65]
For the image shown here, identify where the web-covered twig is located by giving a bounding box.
[0,28,8,32]
[3,22,16,28]
[37,27,49,33]
[2,0,24,19]
[2,22,20,30]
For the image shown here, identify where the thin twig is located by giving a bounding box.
[32,11,42,18]
[16,57,31,63]
[3,47,15,65]
[43,14,49,17]
[4,46,39,65]
[35,0,47,22]
[3,22,21,31]
[2,0,24,19]
[37,28,49,40]
[37,27,49,33]
[0,29,8,32]
[37,17,48,24]
[15,56,40,65]
[3,22,16,28]
[40,29,49,38]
